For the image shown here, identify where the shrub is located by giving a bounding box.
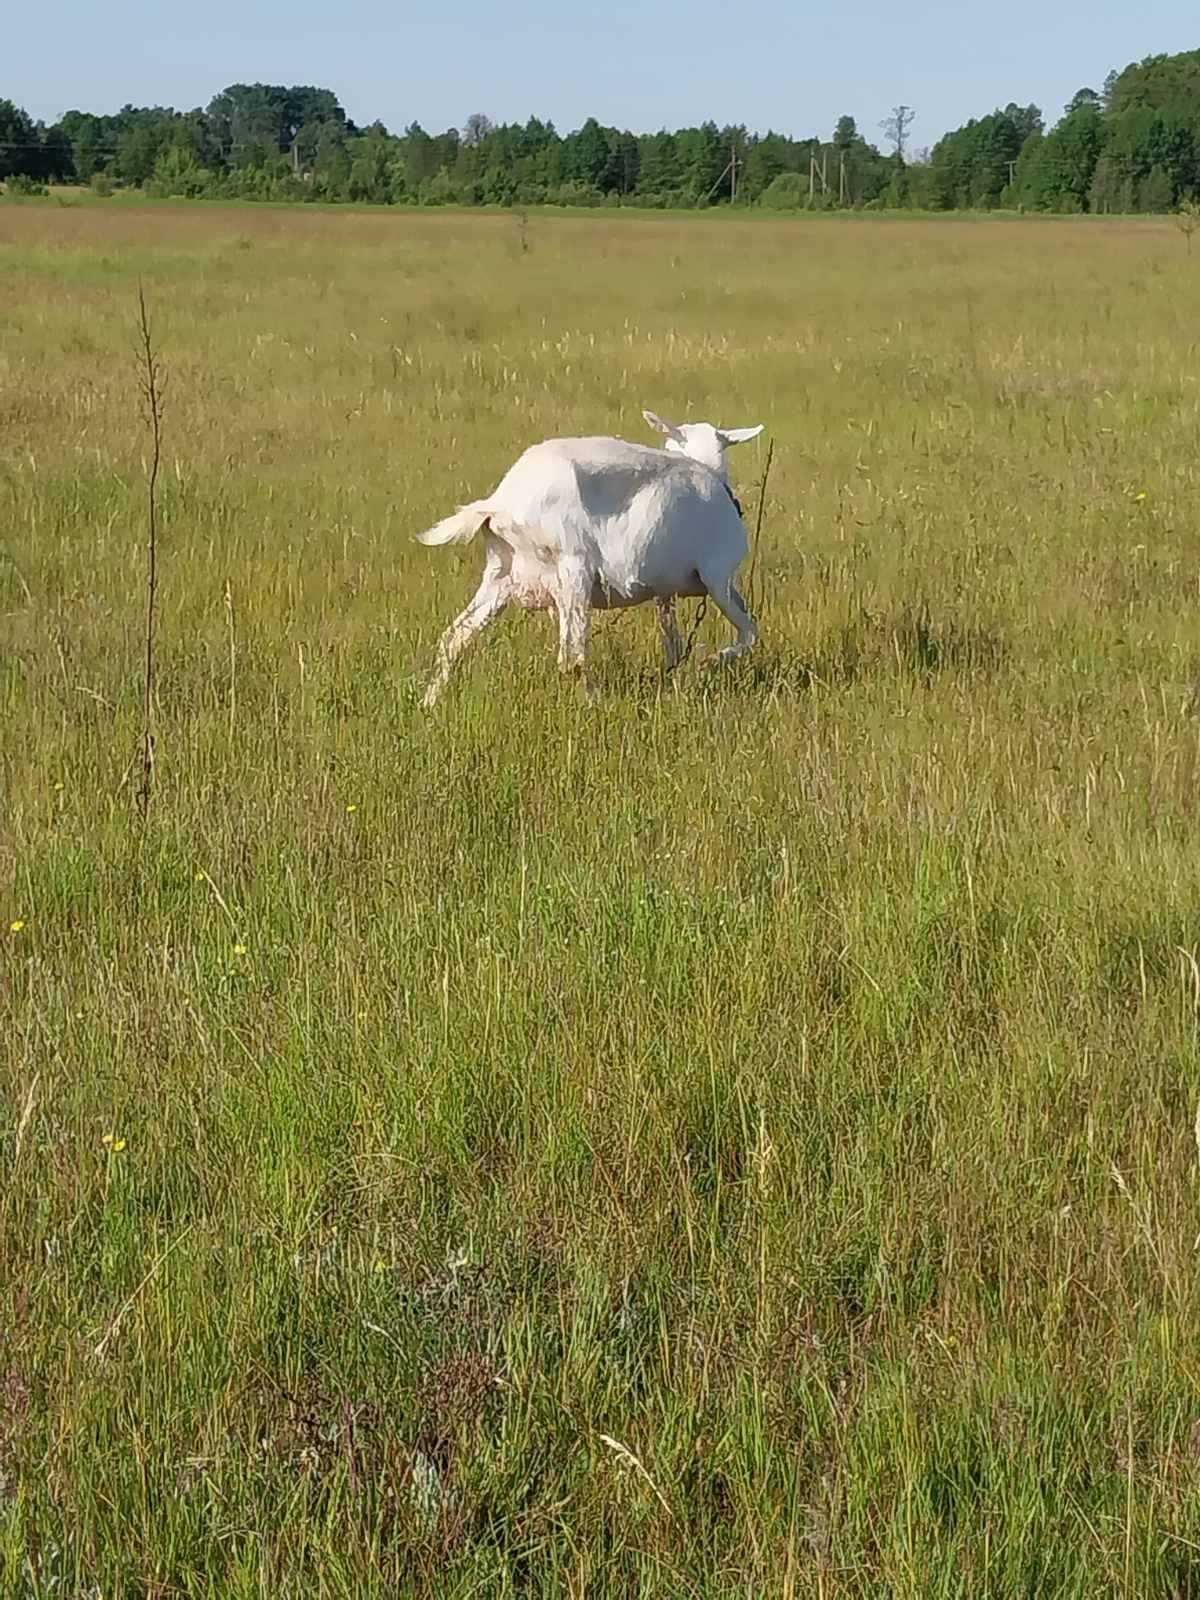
[5,173,47,197]
[759,172,806,210]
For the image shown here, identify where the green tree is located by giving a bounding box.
[206,83,345,168]
[638,131,682,197]
[206,84,277,166]
[1088,151,1123,212]
[1002,103,1044,143]
[676,122,724,201]
[312,123,351,196]
[402,122,439,191]
[760,171,807,208]
[883,157,909,206]
[33,50,1200,216]
[0,99,39,180]
[569,118,611,188]
[606,131,641,195]
[1102,53,1200,203]
[930,103,1041,210]
[1106,50,1200,119]
[151,143,212,197]
[1015,90,1105,210]
[58,111,108,180]
[115,119,170,184]
[172,110,222,172]
[348,125,394,202]
[38,124,75,182]
[1138,162,1173,211]
[742,132,794,201]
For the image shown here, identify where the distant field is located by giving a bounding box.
[4,203,1200,1597]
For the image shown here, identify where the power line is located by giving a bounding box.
[0,140,122,153]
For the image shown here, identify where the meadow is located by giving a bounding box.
[3,199,1200,1596]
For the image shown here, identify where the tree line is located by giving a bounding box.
[2,50,1198,213]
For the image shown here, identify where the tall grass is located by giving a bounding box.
[3,202,1200,1595]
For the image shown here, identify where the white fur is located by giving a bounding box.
[417,410,764,706]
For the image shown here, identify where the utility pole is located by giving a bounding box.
[839,149,847,206]
[808,152,829,206]
[730,132,737,205]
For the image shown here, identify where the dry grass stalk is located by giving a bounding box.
[135,284,165,820]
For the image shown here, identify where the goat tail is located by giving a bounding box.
[414,500,493,548]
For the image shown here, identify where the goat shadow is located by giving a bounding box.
[616,600,1009,704]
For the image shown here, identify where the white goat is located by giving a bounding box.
[416,410,764,706]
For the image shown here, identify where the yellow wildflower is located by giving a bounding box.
[102,1134,127,1152]
[346,803,358,814]
[233,944,248,956]
[9,920,25,934]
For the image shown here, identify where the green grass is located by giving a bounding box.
[3,202,1200,1596]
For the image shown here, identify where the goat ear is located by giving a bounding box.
[643,410,684,442]
[718,424,765,446]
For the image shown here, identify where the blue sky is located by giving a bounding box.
[12,1,1199,147]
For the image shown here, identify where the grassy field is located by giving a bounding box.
[3,200,1200,1596]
